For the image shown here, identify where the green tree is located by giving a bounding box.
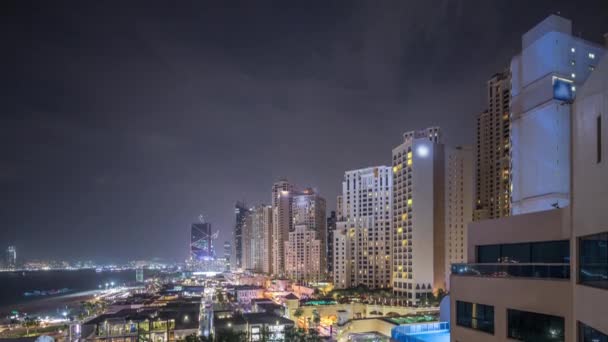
[293,308,303,320]
[22,317,40,336]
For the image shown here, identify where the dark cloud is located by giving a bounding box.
[1,0,607,262]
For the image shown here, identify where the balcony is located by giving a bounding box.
[451,263,570,280]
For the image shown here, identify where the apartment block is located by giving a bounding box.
[391,127,445,305]
[474,71,511,221]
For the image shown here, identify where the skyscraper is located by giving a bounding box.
[223,241,232,270]
[241,213,253,270]
[234,201,250,270]
[336,166,392,289]
[6,246,16,269]
[271,179,295,276]
[326,211,337,274]
[392,127,445,305]
[242,204,272,273]
[449,17,608,342]
[450,54,608,342]
[291,188,327,275]
[510,14,605,215]
[336,195,344,219]
[474,71,511,221]
[444,146,473,290]
[191,223,214,261]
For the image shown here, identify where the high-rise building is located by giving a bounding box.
[6,246,16,269]
[391,127,445,305]
[191,223,214,261]
[571,51,608,341]
[444,146,474,290]
[326,211,337,274]
[474,71,511,221]
[290,188,327,277]
[510,14,605,215]
[234,201,250,270]
[336,195,344,220]
[241,213,253,271]
[336,166,392,289]
[271,179,295,276]
[223,241,232,270]
[285,224,322,283]
[450,17,608,342]
[332,223,351,288]
[242,205,272,273]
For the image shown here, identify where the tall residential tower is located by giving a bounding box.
[474,71,511,221]
[391,127,445,305]
[333,166,392,289]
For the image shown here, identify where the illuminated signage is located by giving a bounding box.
[553,77,574,102]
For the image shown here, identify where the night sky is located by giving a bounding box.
[2,1,607,262]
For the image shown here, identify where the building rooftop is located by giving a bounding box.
[84,307,200,331]
[234,285,264,290]
[242,312,294,325]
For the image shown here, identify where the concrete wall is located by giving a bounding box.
[572,54,608,338]
[467,208,570,262]
[450,276,572,342]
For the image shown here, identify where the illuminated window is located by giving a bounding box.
[571,73,576,79]
[407,199,412,206]
[571,47,576,53]
[588,52,596,59]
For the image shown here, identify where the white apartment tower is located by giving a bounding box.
[444,146,474,290]
[335,166,392,289]
[271,179,295,276]
[510,14,605,214]
[392,127,445,305]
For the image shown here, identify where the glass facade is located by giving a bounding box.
[579,232,608,289]
[507,309,564,341]
[456,301,494,334]
[578,322,608,342]
[451,263,570,279]
[477,240,569,263]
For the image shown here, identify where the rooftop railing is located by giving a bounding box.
[451,263,570,280]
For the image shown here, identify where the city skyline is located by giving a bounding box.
[2,1,608,262]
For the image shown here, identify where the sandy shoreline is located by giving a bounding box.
[0,290,102,317]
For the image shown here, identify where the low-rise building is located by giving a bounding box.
[233,285,265,304]
[214,312,295,342]
[82,306,199,341]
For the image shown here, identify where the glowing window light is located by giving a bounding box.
[588,52,595,59]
